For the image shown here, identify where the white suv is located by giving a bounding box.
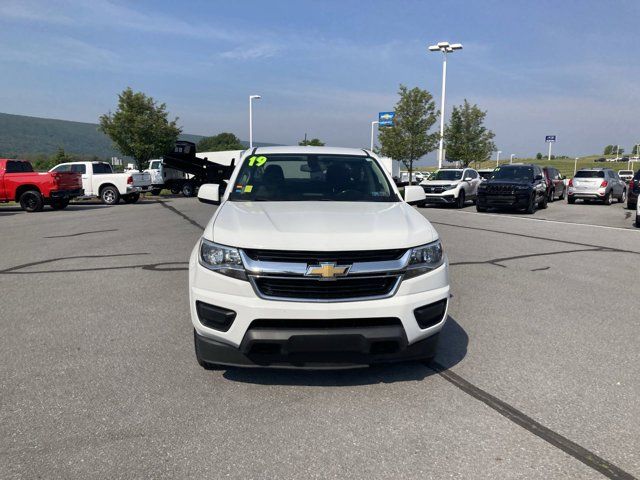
[420,168,481,208]
[190,147,450,369]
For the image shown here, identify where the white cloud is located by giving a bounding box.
[219,45,280,61]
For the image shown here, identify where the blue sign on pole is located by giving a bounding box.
[379,112,395,127]
[545,135,557,142]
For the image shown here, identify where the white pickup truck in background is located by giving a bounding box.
[50,161,152,205]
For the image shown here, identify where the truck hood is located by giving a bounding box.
[208,201,438,251]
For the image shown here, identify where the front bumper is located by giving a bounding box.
[189,246,450,368]
[50,188,84,199]
[477,192,530,209]
[423,194,456,204]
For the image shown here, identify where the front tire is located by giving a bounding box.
[603,191,612,205]
[476,204,486,212]
[50,199,70,210]
[19,190,44,212]
[540,192,548,209]
[526,193,537,214]
[558,187,565,200]
[548,189,555,202]
[568,196,575,204]
[151,188,162,196]
[456,190,465,209]
[100,186,120,205]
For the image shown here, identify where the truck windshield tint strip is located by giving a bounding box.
[228,154,398,202]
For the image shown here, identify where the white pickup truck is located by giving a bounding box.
[189,146,450,370]
[50,161,152,205]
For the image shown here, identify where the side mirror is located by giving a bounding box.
[464,177,472,181]
[198,183,220,205]
[404,185,426,205]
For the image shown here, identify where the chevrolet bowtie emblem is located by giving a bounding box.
[305,262,351,279]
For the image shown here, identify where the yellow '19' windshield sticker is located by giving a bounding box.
[244,185,253,193]
[248,156,267,167]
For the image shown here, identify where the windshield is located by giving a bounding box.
[575,170,604,178]
[490,166,534,181]
[432,170,463,181]
[228,154,398,202]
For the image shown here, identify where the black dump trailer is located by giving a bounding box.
[162,141,237,197]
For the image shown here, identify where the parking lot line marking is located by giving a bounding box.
[157,200,205,230]
[456,210,638,233]
[433,364,637,480]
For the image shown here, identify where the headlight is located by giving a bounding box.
[405,240,444,279]
[199,238,247,281]
[514,185,530,191]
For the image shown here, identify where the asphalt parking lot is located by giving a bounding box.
[1,197,639,479]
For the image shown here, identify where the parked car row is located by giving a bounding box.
[418,164,638,226]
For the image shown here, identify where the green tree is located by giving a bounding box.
[197,132,244,152]
[536,152,543,160]
[443,100,496,167]
[53,147,69,164]
[99,88,181,170]
[299,137,325,146]
[603,145,614,155]
[378,85,438,184]
[632,144,640,156]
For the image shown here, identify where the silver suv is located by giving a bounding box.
[568,168,627,205]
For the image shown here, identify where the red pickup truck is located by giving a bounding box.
[0,159,84,212]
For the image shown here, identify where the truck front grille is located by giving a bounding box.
[242,248,406,264]
[252,275,401,301]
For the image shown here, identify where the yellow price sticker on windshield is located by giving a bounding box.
[248,156,267,167]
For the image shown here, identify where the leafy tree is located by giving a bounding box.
[378,85,438,184]
[536,152,543,160]
[197,132,244,152]
[603,145,614,155]
[299,137,325,146]
[99,87,181,170]
[631,144,640,155]
[53,147,69,164]
[443,100,496,167]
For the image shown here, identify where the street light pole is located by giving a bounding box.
[428,42,462,169]
[370,121,379,151]
[547,141,553,161]
[496,150,502,167]
[249,95,261,149]
[574,157,579,176]
[510,154,516,164]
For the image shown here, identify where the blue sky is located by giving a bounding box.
[1,0,639,163]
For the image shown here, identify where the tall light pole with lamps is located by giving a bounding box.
[510,154,516,164]
[249,95,261,149]
[496,150,502,167]
[428,41,463,169]
[370,121,379,151]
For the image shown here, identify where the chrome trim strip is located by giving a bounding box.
[240,249,411,276]
[248,274,403,303]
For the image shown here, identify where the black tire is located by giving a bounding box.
[122,193,140,204]
[558,187,565,200]
[151,188,162,196]
[194,330,222,370]
[525,193,537,214]
[476,204,486,212]
[100,186,120,205]
[628,201,637,211]
[603,191,612,205]
[456,190,465,209]
[19,190,44,212]
[618,189,626,204]
[50,199,70,210]
[182,183,195,197]
[548,189,555,202]
[540,192,548,209]
[636,215,640,228]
